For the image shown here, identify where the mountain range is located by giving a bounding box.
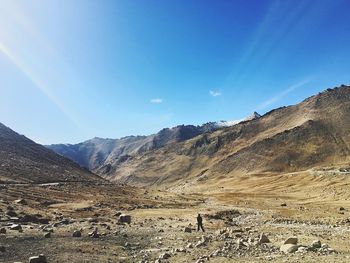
[46,113,261,171]
[1,85,349,187]
[45,85,350,188]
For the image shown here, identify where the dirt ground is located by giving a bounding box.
[1,171,350,263]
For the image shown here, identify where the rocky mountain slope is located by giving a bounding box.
[47,118,259,171]
[0,123,103,183]
[96,85,350,187]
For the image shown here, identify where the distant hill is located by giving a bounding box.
[94,85,350,187]
[0,123,103,183]
[47,117,260,171]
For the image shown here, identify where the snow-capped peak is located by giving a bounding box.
[246,111,261,121]
[213,112,261,128]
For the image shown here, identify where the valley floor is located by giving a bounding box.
[1,169,350,263]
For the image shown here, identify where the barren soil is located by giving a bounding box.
[1,169,350,263]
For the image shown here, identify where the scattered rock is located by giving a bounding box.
[9,224,22,231]
[311,240,321,249]
[258,233,270,244]
[159,252,171,259]
[280,244,299,253]
[89,228,99,238]
[0,246,5,253]
[184,227,192,233]
[114,211,122,217]
[14,199,27,205]
[195,236,208,247]
[0,228,6,234]
[297,246,308,253]
[6,210,17,217]
[186,243,193,249]
[29,254,47,263]
[20,214,49,224]
[280,203,287,207]
[44,232,51,238]
[72,230,82,237]
[283,237,298,245]
[119,214,132,224]
[88,217,99,223]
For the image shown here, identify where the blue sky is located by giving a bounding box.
[0,0,349,144]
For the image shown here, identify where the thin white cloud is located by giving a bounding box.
[258,78,312,109]
[209,90,222,97]
[150,98,163,104]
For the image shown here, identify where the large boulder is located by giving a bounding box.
[118,214,131,224]
[283,237,298,245]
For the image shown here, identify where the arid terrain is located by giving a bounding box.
[1,167,350,263]
[1,86,350,262]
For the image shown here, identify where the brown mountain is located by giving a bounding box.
[46,124,224,171]
[96,85,350,187]
[0,123,103,183]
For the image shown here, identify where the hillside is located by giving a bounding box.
[0,123,103,183]
[96,85,350,187]
[47,123,241,170]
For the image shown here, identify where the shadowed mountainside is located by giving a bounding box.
[0,123,103,183]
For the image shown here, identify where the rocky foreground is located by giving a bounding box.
[1,182,350,263]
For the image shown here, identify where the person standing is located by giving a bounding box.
[197,213,205,232]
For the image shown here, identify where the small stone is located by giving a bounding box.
[175,247,186,253]
[0,246,5,252]
[280,244,299,253]
[6,210,17,217]
[297,246,307,253]
[184,227,192,233]
[118,214,131,224]
[321,243,329,249]
[159,252,171,259]
[0,228,6,234]
[258,233,270,244]
[10,224,22,231]
[186,243,193,249]
[29,254,47,263]
[311,240,321,248]
[72,230,82,237]
[15,199,27,205]
[281,203,287,207]
[89,228,99,238]
[44,232,51,238]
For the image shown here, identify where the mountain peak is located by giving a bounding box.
[247,111,261,120]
